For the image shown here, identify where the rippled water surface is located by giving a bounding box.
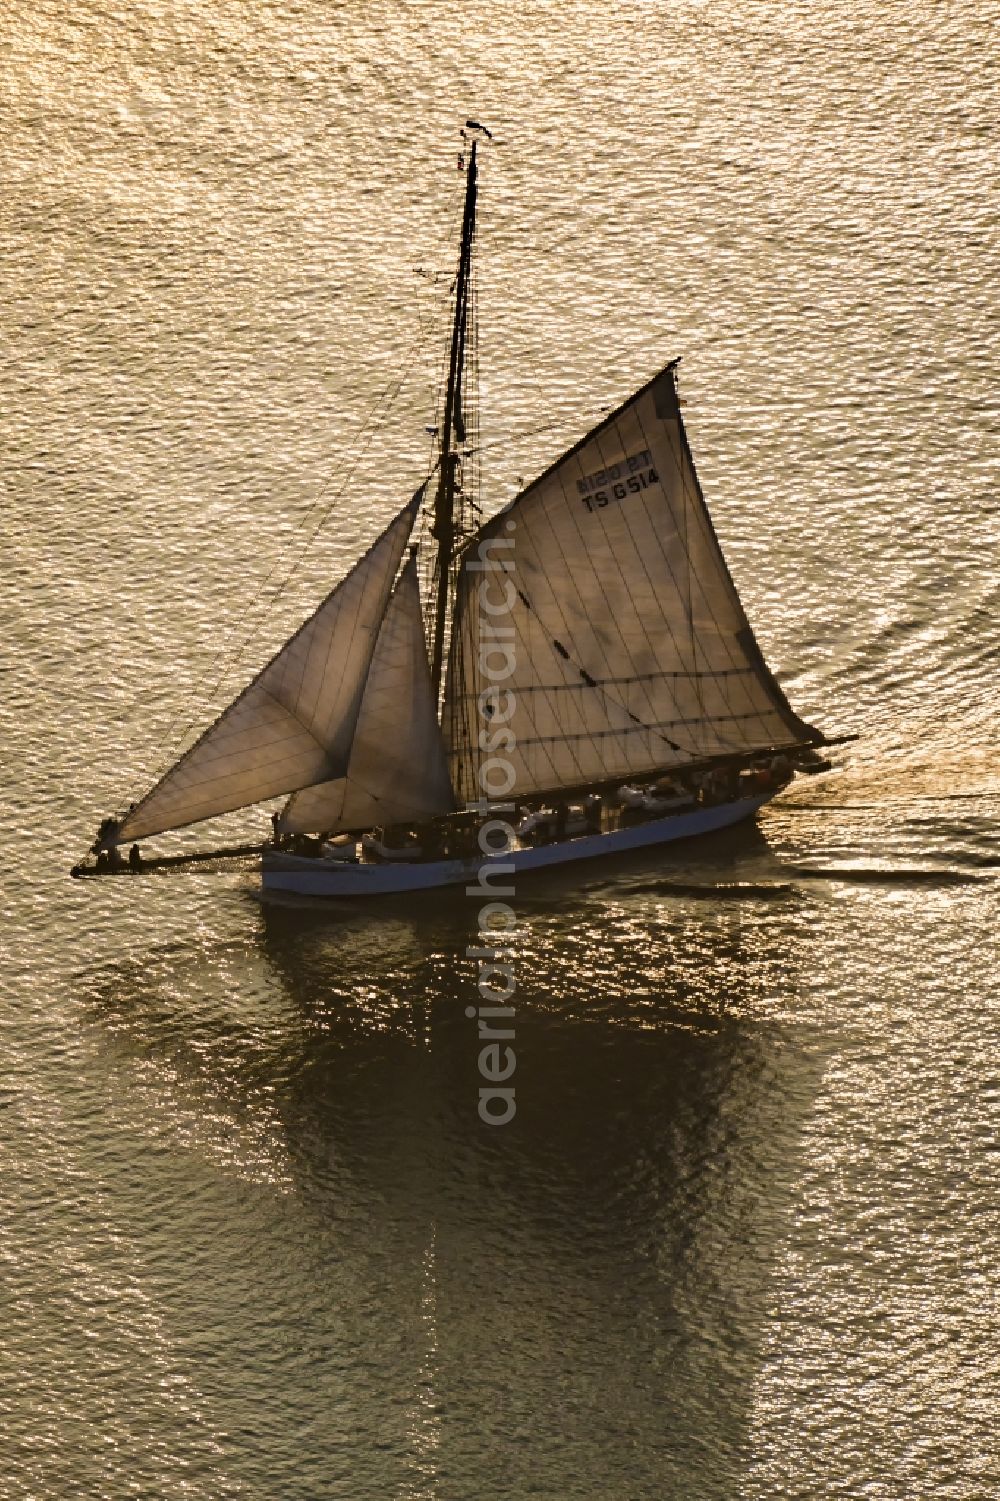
[2,2,998,1497]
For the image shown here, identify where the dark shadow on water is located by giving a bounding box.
[77,837,829,1501]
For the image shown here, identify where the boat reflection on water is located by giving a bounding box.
[79,853,826,1497]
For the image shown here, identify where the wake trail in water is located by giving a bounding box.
[613,880,797,901]
[786,865,988,887]
[783,794,998,808]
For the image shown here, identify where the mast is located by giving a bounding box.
[430,135,479,698]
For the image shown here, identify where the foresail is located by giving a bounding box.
[118,497,420,841]
[279,556,455,834]
[443,362,819,803]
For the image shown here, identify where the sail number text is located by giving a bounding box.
[577,449,660,512]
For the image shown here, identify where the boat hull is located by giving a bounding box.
[260,792,776,899]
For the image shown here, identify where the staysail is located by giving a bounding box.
[278,556,456,834]
[443,362,820,804]
[117,496,420,842]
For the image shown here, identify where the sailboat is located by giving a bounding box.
[73,124,838,900]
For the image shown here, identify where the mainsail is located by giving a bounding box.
[278,556,456,834]
[117,497,420,842]
[443,363,820,804]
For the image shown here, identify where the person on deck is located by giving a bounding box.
[92,816,120,854]
[770,753,793,784]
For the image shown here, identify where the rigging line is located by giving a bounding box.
[446,285,485,790]
[279,483,433,740]
[583,413,695,747]
[424,287,475,683]
[664,370,706,730]
[471,432,627,789]
[529,477,627,784]
[508,567,592,792]
[661,373,801,742]
[168,207,462,749]
[513,581,699,760]
[447,607,475,799]
[415,259,461,397]
[495,667,768,686]
[116,181,464,813]
[629,398,717,750]
[419,190,470,398]
[281,765,436,831]
[447,555,575,801]
[613,420,701,742]
[149,343,429,790]
[512,706,798,747]
[634,384,761,745]
[465,419,566,458]
[518,415,691,783]
[115,504,422,840]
